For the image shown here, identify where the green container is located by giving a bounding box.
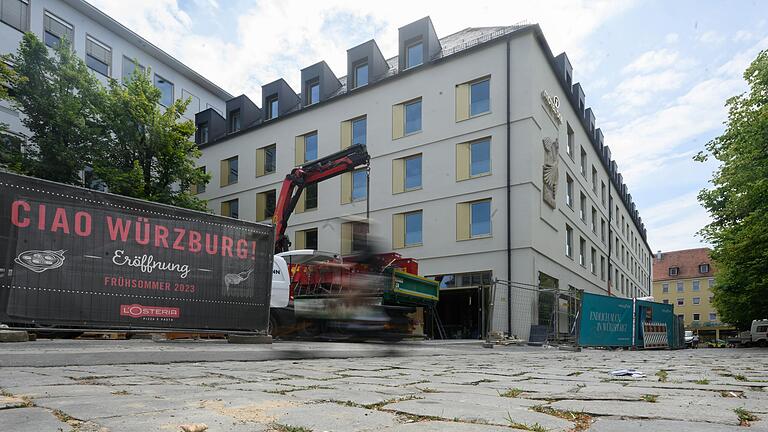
[384,269,439,306]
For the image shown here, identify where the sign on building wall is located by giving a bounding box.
[578,292,634,346]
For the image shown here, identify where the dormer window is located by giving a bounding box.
[699,264,710,274]
[266,95,278,120]
[198,122,208,144]
[354,61,368,88]
[406,40,423,69]
[307,79,320,105]
[229,109,241,132]
[668,267,679,276]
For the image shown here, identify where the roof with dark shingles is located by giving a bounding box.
[652,248,714,281]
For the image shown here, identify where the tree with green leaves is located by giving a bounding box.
[0,33,106,185]
[95,68,210,211]
[695,50,768,329]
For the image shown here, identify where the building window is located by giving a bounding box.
[122,56,145,82]
[566,123,574,159]
[354,61,368,88]
[85,36,111,77]
[591,207,597,233]
[663,299,669,304]
[341,221,367,255]
[566,175,573,208]
[470,78,490,117]
[294,228,318,250]
[304,183,318,211]
[579,237,586,267]
[676,281,683,292]
[1,0,29,32]
[220,156,238,187]
[470,200,491,237]
[221,198,239,219]
[699,264,710,273]
[404,99,422,135]
[266,95,278,120]
[580,147,587,177]
[693,313,700,321]
[590,247,596,274]
[296,132,318,163]
[601,181,606,206]
[404,154,422,191]
[692,280,700,291]
[662,283,669,293]
[693,297,700,305]
[307,79,320,105]
[600,256,606,280]
[708,278,714,288]
[677,298,684,306]
[579,193,586,222]
[709,313,717,321]
[601,219,606,243]
[44,11,73,49]
[256,190,276,221]
[404,211,423,246]
[669,267,679,276]
[256,144,276,177]
[470,138,491,177]
[457,199,491,240]
[229,109,241,132]
[352,116,366,145]
[351,169,367,201]
[565,225,573,258]
[154,74,174,107]
[191,166,206,195]
[591,167,597,193]
[406,40,423,69]
[198,122,209,144]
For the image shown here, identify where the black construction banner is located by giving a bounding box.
[0,171,273,332]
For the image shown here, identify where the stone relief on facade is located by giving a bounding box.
[542,136,559,208]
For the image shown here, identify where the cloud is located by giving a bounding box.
[698,30,725,45]
[643,191,711,252]
[664,33,679,44]
[86,0,638,101]
[622,48,680,74]
[718,35,768,76]
[733,30,754,43]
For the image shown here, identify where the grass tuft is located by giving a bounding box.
[655,370,669,382]
[269,424,313,432]
[694,378,710,385]
[641,394,658,403]
[735,407,759,426]
[499,388,524,398]
[531,405,592,431]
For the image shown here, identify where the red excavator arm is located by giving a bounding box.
[273,143,370,253]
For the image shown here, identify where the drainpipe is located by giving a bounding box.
[607,194,613,296]
[506,37,512,336]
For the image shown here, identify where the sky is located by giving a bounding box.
[88,0,768,253]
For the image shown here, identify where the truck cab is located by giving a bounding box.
[751,319,768,346]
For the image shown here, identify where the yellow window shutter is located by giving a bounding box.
[294,230,306,250]
[392,158,405,194]
[219,159,228,187]
[392,103,404,140]
[456,83,470,122]
[340,120,352,149]
[295,135,305,166]
[392,213,405,249]
[340,222,353,255]
[456,142,470,181]
[456,202,470,240]
[295,189,306,213]
[256,192,266,221]
[220,201,230,217]
[256,148,265,177]
[340,172,352,204]
[190,183,198,195]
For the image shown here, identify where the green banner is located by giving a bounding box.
[579,292,634,347]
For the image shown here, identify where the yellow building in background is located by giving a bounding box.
[652,248,735,341]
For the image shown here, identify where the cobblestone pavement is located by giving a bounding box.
[1,344,767,432]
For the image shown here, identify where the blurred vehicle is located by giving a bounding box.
[726,319,768,347]
[267,144,439,340]
[706,338,727,348]
[684,330,699,348]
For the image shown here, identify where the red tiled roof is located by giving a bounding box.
[652,247,715,281]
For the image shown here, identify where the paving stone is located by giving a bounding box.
[590,418,759,432]
[269,402,400,432]
[381,420,528,431]
[89,407,271,432]
[550,399,740,425]
[289,388,400,406]
[4,384,119,399]
[0,407,70,432]
[385,398,573,431]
